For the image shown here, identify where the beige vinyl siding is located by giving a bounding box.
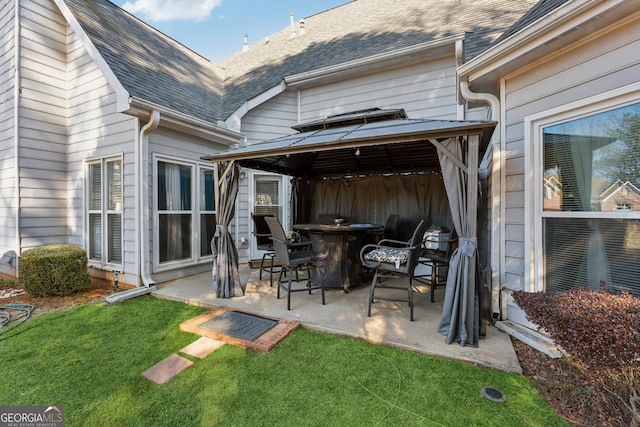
[18,0,68,250]
[500,16,640,303]
[0,1,16,261]
[300,56,458,122]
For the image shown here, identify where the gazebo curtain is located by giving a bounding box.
[211,161,244,298]
[435,136,481,347]
[291,173,453,233]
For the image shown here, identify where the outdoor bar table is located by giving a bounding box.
[292,223,383,292]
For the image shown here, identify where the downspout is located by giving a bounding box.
[107,111,159,303]
[139,111,160,287]
[459,78,502,320]
[457,38,502,320]
[13,1,21,272]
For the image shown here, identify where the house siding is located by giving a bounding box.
[65,24,140,283]
[500,15,640,319]
[299,57,458,122]
[18,0,68,250]
[0,1,16,272]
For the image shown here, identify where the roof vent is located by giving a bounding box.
[242,33,249,52]
[289,12,296,38]
[298,19,306,35]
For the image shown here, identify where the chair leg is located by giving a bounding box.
[269,253,274,287]
[409,277,414,321]
[287,270,294,310]
[276,267,285,299]
[367,271,379,317]
[430,262,437,303]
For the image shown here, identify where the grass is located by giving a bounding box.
[0,297,568,426]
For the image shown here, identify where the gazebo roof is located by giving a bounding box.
[203,110,496,178]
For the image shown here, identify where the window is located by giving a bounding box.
[87,157,122,266]
[540,101,640,297]
[155,158,216,267]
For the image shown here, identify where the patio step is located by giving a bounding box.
[495,320,564,359]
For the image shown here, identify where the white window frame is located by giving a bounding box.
[85,155,124,270]
[152,154,217,272]
[524,82,640,293]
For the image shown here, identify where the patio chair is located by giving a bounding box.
[252,214,278,286]
[265,216,329,310]
[367,214,400,243]
[360,219,431,321]
[417,228,458,302]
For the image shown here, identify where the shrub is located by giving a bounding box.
[20,245,90,297]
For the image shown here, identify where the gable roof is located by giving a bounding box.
[63,0,226,124]
[61,0,538,125]
[218,0,539,120]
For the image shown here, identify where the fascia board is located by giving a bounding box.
[128,97,244,145]
[224,81,287,131]
[458,0,627,84]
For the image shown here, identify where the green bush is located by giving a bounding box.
[20,245,90,297]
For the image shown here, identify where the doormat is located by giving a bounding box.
[180,306,299,353]
[199,310,278,341]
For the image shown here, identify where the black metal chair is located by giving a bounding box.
[252,214,278,286]
[418,228,458,302]
[265,216,329,310]
[360,219,431,321]
[383,214,400,239]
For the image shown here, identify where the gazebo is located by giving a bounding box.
[203,109,496,347]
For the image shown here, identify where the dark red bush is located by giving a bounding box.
[512,288,640,369]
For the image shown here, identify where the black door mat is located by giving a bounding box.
[199,310,278,341]
[180,307,299,353]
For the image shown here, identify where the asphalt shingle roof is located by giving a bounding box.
[63,0,539,125]
[492,0,571,45]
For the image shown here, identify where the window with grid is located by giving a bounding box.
[88,158,122,266]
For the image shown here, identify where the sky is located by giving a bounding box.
[114,0,351,62]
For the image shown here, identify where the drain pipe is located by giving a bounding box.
[458,77,503,320]
[139,111,160,287]
[107,112,159,304]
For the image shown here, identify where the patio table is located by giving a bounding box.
[293,223,383,292]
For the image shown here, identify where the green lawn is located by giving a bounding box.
[0,297,567,426]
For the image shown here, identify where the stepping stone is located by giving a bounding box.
[141,354,193,385]
[180,336,224,359]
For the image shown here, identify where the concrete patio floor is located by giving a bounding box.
[153,264,522,374]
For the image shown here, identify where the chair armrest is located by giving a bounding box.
[377,238,411,247]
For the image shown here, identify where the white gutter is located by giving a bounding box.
[138,111,160,287]
[128,96,243,144]
[13,2,21,268]
[456,42,502,320]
